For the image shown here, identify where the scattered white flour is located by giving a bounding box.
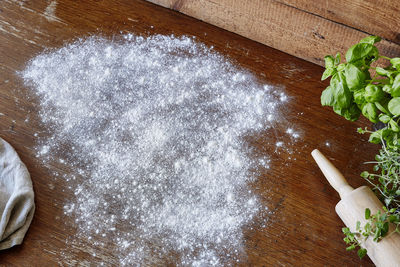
[22,34,289,265]
[285,128,300,139]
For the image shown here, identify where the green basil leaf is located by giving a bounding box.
[383,84,392,94]
[390,119,400,132]
[388,97,400,116]
[360,35,381,45]
[369,129,384,144]
[321,86,335,106]
[337,63,346,72]
[345,43,375,63]
[362,102,378,122]
[365,84,384,102]
[365,46,379,65]
[324,55,335,69]
[321,68,335,81]
[391,85,400,97]
[333,104,360,121]
[333,105,344,116]
[376,67,392,77]
[343,104,361,121]
[379,114,391,123]
[363,69,372,80]
[331,73,351,108]
[344,63,366,90]
[392,74,400,93]
[390,57,400,70]
[375,98,390,114]
[353,89,365,105]
[335,53,341,65]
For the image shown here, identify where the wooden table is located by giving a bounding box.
[0,0,377,266]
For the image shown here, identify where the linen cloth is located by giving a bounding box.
[0,137,35,250]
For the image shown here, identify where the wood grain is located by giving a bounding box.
[147,0,400,66]
[0,0,381,265]
[277,0,400,45]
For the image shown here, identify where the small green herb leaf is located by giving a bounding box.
[392,75,400,95]
[345,104,361,121]
[390,58,400,70]
[365,85,384,103]
[345,43,378,64]
[390,119,400,132]
[322,68,336,81]
[379,114,391,123]
[382,222,389,237]
[368,129,384,144]
[388,97,400,116]
[321,86,335,106]
[375,99,390,114]
[359,36,381,45]
[324,55,335,69]
[353,89,365,105]
[331,73,351,108]
[361,171,369,178]
[365,208,371,219]
[383,84,392,94]
[344,63,365,90]
[389,215,398,223]
[362,102,378,123]
[357,248,367,259]
[375,67,392,77]
[335,53,341,65]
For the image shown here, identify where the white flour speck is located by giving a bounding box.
[279,92,288,102]
[275,141,284,148]
[285,128,300,139]
[22,34,288,266]
[325,142,331,147]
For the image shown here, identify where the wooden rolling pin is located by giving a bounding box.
[311,149,400,266]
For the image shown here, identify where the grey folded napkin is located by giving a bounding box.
[0,137,35,250]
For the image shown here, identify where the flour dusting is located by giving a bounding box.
[22,34,289,265]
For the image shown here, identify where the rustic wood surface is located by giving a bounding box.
[277,0,400,45]
[147,0,400,67]
[0,0,381,266]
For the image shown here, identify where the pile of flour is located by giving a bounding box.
[22,34,288,265]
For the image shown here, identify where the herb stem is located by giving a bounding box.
[380,56,392,60]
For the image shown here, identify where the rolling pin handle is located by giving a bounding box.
[311,149,354,199]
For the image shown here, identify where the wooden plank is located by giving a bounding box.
[277,0,400,45]
[146,0,400,66]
